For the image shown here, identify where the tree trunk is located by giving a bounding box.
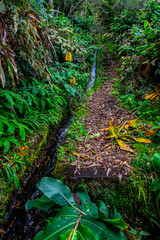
[81,1,85,18]
[84,0,87,18]
[67,0,85,18]
[63,0,66,13]
[56,5,60,17]
[70,0,73,12]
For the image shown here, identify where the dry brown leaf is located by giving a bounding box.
[114,159,121,164]
[145,129,158,136]
[0,229,5,234]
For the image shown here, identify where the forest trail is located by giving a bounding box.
[65,47,134,180]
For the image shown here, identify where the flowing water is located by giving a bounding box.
[1,52,97,240]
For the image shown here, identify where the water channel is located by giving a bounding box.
[1,51,97,240]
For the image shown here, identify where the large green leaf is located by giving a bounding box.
[110,209,123,220]
[34,206,127,240]
[152,153,160,172]
[149,179,160,191]
[19,126,26,141]
[7,136,20,146]
[97,200,109,219]
[157,192,160,200]
[34,207,79,240]
[25,195,55,211]
[77,185,98,218]
[78,224,99,240]
[34,216,78,240]
[60,230,79,240]
[97,202,128,230]
[60,225,99,240]
[0,116,15,135]
[106,209,128,230]
[144,20,149,29]
[4,140,10,153]
[101,218,128,230]
[56,206,80,218]
[37,177,75,207]
[81,215,127,240]
[5,91,15,106]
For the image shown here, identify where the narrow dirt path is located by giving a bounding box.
[66,47,134,179]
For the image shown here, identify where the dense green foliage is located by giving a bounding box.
[103,0,160,234]
[1,0,160,238]
[0,1,95,186]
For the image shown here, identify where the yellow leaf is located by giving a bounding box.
[145,93,154,99]
[133,137,152,144]
[99,127,110,132]
[121,136,129,141]
[72,152,80,157]
[129,119,138,128]
[124,122,130,129]
[116,139,133,152]
[145,92,158,100]
[104,135,114,140]
[70,77,76,87]
[154,86,160,94]
[68,230,72,240]
[118,121,127,132]
[65,52,72,62]
[150,93,158,100]
[109,120,119,139]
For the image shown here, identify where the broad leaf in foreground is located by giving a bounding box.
[97,201,128,230]
[37,177,75,206]
[60,225,99,240]
[149,179,160,192]
[77,185,98,218]
[34,216,78,240]
[97,200,109,219]
[81,215,127,240]
[25,178,128,240]
[152,153,160,172]
[34,207,79,240]
[25,195,55,211]
[101,218,128,230]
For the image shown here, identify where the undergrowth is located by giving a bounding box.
[103,1,160,236]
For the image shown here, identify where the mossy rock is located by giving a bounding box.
[52,163,68,181]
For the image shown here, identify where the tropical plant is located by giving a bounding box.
[0,160,20,189]
[25,177,128,240]
[101,119,152,152]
